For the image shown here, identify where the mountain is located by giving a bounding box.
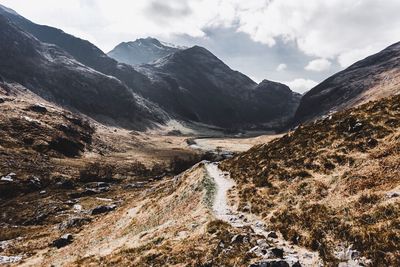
[0,4,152,96]
[0,13,167,129]
[136,46,301,129]
[0,4,300,130]
[294,42,400,125]
[108,37,183,65]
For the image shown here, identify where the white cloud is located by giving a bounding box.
[3,0,400,59]
[283,78,318,94]
[1,0,399,80]
[305,58,331,72]
[0,0,241,52]
[337,46,376,68]
[233,0,400,67]
[276,63,287,71]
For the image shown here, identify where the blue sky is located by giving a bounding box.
[1,0,400,93]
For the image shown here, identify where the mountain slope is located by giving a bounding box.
[221,94,400,265]
[294,42,400,124]
[108,37,182,65]
[0,4,152,96]
[0,14,167,129]
[0,4,300,130]
[137,46,301,129]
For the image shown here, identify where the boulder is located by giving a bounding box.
[52,233,73,248]
[49,137,84,157]
[69,189,98,199]
[28,104,47,113]
[386,191,399,198]
[124,182,147,189]
[0,255,22,264]
[367,138,378,148]
[27,176,42,189]
[249,261,290,267]
[268,231,278,239]
[271,247,284,258]
[56,179,75,189]
[0,173,15,182]
[86,182,110,189]
[91,204,117,215]
[231,234,246,244]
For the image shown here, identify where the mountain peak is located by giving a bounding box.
[133,37,162,46]
[150,45,229,71]
[108,37,182,65]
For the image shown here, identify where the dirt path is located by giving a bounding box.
[205,162,323,266]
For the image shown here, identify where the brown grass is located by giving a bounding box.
[221,94,400,265]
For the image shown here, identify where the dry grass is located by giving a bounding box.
[221,94,400,265]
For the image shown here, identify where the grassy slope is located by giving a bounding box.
[221,94,400,265]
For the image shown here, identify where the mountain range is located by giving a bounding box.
[0,4,400,131]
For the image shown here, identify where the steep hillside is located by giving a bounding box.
[0,5,152,98]
[0,14,167,129]
[137,46,301,129]
[294,42,400,124]
[108,37,182,65]
[221,94,400,265]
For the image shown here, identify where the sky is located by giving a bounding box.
[1,0,400,94]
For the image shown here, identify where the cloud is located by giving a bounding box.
[233,0,400,67]
[0,0,398,85]
[305,58,331,72]
[3,0,400,63]
[145,0,192,20]
[337,46,377,68]
[276,63,287,71]
[283,78,318,94]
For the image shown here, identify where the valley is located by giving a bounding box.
[0,82,290,266]
[1,80,398,266]
[0,3,399,267]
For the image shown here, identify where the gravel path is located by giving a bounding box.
[205,162,323,267]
